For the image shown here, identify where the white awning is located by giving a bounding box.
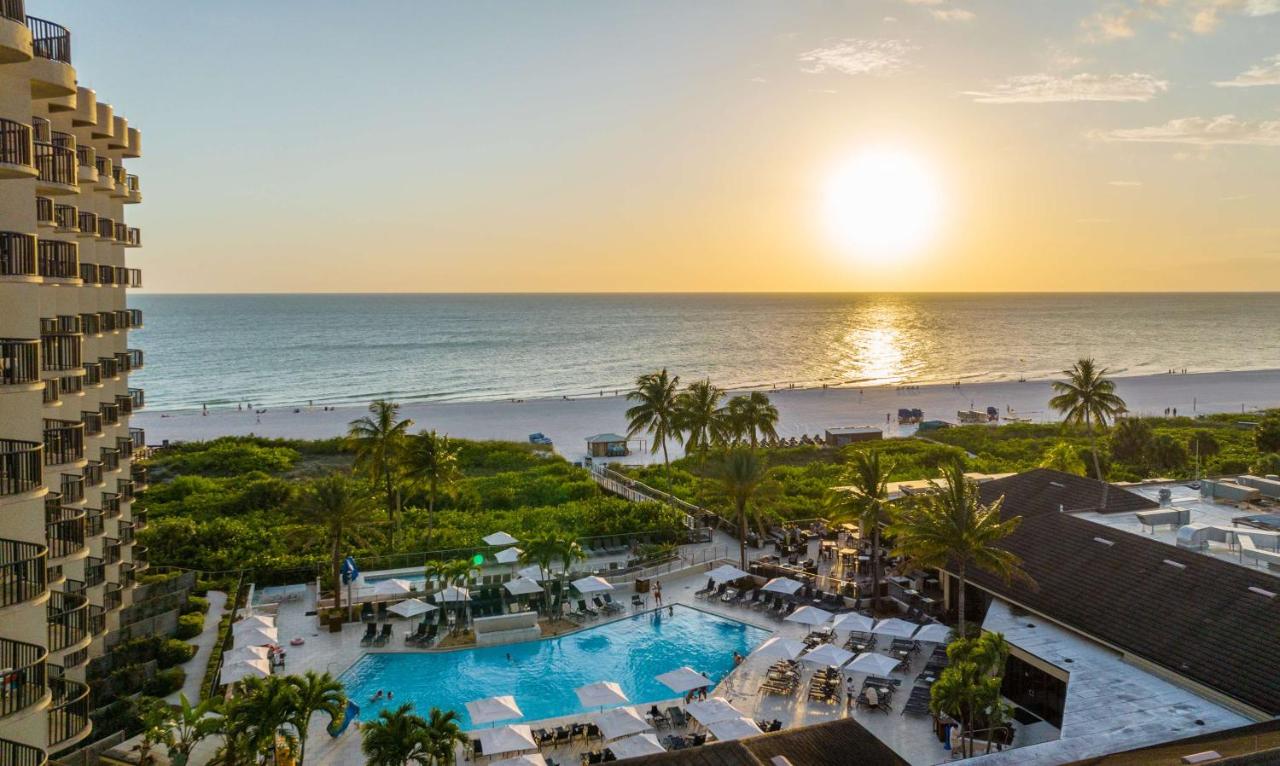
[220,658,271,684]
[685,697,746,725]
[752,636,807,662]
[847,652,901,676]
[594,706,652,740]
[373,578,414,597]
[705,564,750,583]
[496,547,523,564]
[913,623,953,643]
[799,644,854,668]
[477,725,536,756]
[830,613,876,633]
[435,586,471,603]
[871,618,919,638]
[761,577,803,595]
[388,598,437,618]
[233,626,278,646]
[504,578,543,597]
[572,576,613,594]
[222,645,270,664]
[484,531,520,546]
[606,733,666,759]
[784,606,833,626]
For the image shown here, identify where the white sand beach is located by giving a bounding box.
[134,368,1280,465]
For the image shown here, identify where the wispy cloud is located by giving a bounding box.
[1082,0,1278,41]
[1109,180,1144,186]
[1215,54,1280,87]
[964,73,1168,103]
[901,0,946,5]
[1093,115,1280,145]
[797,39,916,77]
[1189,0,1279,34]
[932,8,976,21]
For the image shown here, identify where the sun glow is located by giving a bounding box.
[824,147,942,259]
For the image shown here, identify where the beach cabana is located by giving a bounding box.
[572,575,613,594]
[761,577,804,596]
[585,433,630,458]
[467,695,523,726]
[233,625,278,646]
[705,564,750,583]
[607,733,666,759]
[223,645,270,664]
[785,606,833,626]
[707,717,764,742]
[234,614,274,632]
[388,598,436,619]
[848,652,902,677]
[871,618,919,638]
[595,706,652,740]
[685,697,746,725]
[575,681,629,710]
[752,636,806,662]
[656,666,712,695]
[517,565,552,582]
[800,644,854,668]
[484,531,520,547]
[478,725,537,757]
[373,578,414,597]
[503,578,543,597]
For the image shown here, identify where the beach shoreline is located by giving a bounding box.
[133,368,1280,465]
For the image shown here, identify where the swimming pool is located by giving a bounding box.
[340,606,770,728]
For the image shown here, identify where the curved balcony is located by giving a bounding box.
[26,16,75,99]
[83,555,103,587]
[95,215,113,240]
[39,326,80,372]
[0,538,48,607]
[99,446,119,473]
[0,738,47,766]
[46,501,86,562]
[133,545,148,571]
[35,196,53,227]
[53,203,76,234]
[0,636,48,719]
[0,231,36,278]
[117,435,136,460]
[110,165,128,199]
[93,157,113,192]
[57,373,83,399]
[99,402,119,427]
[60,472,83,503]
[33,141,75,195]
[83,460,101,488]
[0,118,34,178]
[42,418,84,466]
[46,588,88,651]
[0,0,32,66]
[97,356,118,381]
[74,212,95,240]
[128,388,145,411]
[1,339,39,386]
[123,349,143,371]
[102,491,119,517]
[84,508,102,538]
[74,144,95,183]
[103,580,122,609]
[117,478,135,502]
[79,410,101,436]
[48,676,91,749]
[87,603,104,636]
[82,362,101,386]
[125,173,141,204]
[79,313,101,337]
[0,439,42,495]
[36,240,78,280]
[42,379,58,405]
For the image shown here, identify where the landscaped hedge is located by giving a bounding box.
[200,572,246,701]
[175,612,205,640]
[142,667,185,697]
[183,595,210,615]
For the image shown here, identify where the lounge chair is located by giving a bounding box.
[404,622,427,644]
[376,602,389,622]
[359,623,377,646]
[666,706,688,727]
[694,577,715,598]
[690,732,708,744]
[601,594,624,613]
[578,599,598,617]
[360,602,374,622]
[374,623,392,647]
[631,594,644,609]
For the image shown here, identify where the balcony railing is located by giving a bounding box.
[42,378,58,404]
[124,267,142,287]
[100,446,119,472]
[48,676,91,748]
[42,418,84,465]
[36,195,53,224]
[0,231,36,276]
[31,116,48,143]
[54,203,76,231]
[59,372,83,397]
[34,141,75,188]
[50,130,73,150]
[132,508,147,529]
[75,143,94,168]
[77,210,96,236]
[0,636,48,719]
[130,462,147,487]
[116,393,134,416]
[125,227,141,247]
[0,1,25,24]
[83,361,101,386]
[0,738,46,766]
[124,349,144,370]
[40,315,79,335]
[113,221,126,243]
[0,339,39,385]
[130,427,145,451]
[118,519,134,545]
[103,537,120,565]
[84,555,103,587]
[77,262,97,284]
[79,410,102,436]
[103,581,123,610]
[99,310,117,333]
[119,308,143,329]
[126,173,139,192]
[27,16,71,64]
[0,538,48,607]
[79,312,101,336]
[46,504,86,560]
[102,491,120,517]
[112,165,126,187]
[47,588,88,651]
[120,561,135,587]
[36,239,78,279]
[40,330,80,371]
[98,356,118,379]
[116,435,135,460]
[85,508,103,537]
[100,401,119,426]
[61,472,84,503]
[83,460,102,487]
[88,603,105,635]
[96,215,113,239]
[0,118,32,168]
[0,439,42,495]
[129,387,145,410]
[133,545,148,569]
[117,478,135,502]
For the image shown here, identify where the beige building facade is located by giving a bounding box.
[0,5,147,764]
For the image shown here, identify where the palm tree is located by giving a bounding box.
[726,392,780,448]
[519,534,559,615]
[302,473,378,616]
[423,707,466,765]
[288,671,346,766]
[550,535,585,618]
[625,369,682,492]
[674,379,728,503]
[405,429,462,550]
[826,450,893,613]
[164,693,223,766]
[708,448,771,569]
[132,697,173,766]
[1038,442,1086,476]
[226,675,300,765]
[348,400,414,529]
[361,703,434,766]
[889,461,1031,637]
[1049,359,1126,506]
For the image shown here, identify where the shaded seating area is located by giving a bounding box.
[807,666,842,704]
[759,660,801,696]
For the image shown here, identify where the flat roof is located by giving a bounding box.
[584,433,628,443]
[825,426,882,435]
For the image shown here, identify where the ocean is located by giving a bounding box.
[128,293,1280,412]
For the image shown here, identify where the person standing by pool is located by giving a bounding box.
[654,581,663,607]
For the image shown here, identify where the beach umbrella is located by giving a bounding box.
[435,586,471,603]
[830,612,876,633]
[752,636,807,662]
[388,598,436,618]
[847,652,902,676]
[871,618,919,639]
[656,666,713,695]
[707,717,764,742]
[373,578,414,597]
[517,565,552,582]
[490,754,547,766]
[575,681,630,710]
[478,725,537,757]
[223,645,270,664]
[572,575,613,594]
[607,733,666,759]
[705,564,750,583]
[685,697,745,725]
[485,531,520,547]
[496,547,523,564]
[466,695,523,726]
[504,578,543,597]
[220,658,271,684]
[234,625,278,646]
[594,706,652,740]
[785,606,833,626]
[913,623,953,643]
[234,614,275,631]
[799,644,854,668]
[761,577,803,596]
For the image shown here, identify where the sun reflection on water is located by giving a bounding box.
[832,301,927,386]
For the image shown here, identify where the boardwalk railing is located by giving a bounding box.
[589,465,734,533]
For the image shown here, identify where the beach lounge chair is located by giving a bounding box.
[359,623,377,646]
[373,623,392,647]
[601,594,624,613]
[720,587,737,603]
[360,602,374,622]
[694,577,715,598]
[404,622,426,644]
[376,602,389,622]
[666,706,688,727]
[578,599,598,617]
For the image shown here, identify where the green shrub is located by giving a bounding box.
[175,613,205,640]
[142,667,185,697]
[157,639,196,669]
[183,595,210,615]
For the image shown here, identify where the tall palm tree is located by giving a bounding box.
[625,369,682,492]
[164,693,223,766]
[889,461,1031,637]
[551,535,585,617]
[302,473,378,616]
[519,534,559,615]
[708,448,771,569]
[1049,358,1126,506]
[348,400,414,529]
[826,450,893,613]
[131,697,173,766]
[726,392,780,448]
[227,675,300,765]
[287,671,346,766]
[675,379,728,503]
[406,429,462,550]
[423,707,466,765]
[360,704,434,766]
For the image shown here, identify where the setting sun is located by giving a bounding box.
[824,148,942,259]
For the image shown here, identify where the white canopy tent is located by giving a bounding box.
[685,697,746,725]
[495,547,523,564]
[490,754,547,766]
[517,565,552,582]
[388,598,437,618]
[800,644,854,668]
[575,681,629,710]
[484,531,520,547]
[222,645,270,664]
[705,564,750,583]
[466,695,523,726]
[234,615,274,632]
[372,578,414,597]
[656,666,712,695]
[435,586,471,603]
[607,733,666,759]
[830,612,876,633]
[871,618,920,639]
[913,623,953,643]
[594,706,652,741]
[761,577,804,596]
[478,725,537,757]
[233,626,278,646]
[503,579,544,597]
[220,658,271,684]
[784,606,833,626]
[571,576,614,594]
[751,636,807,662]
[707,717,764,742]
[847,652,902,676]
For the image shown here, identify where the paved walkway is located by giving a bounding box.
[166,589,228,705]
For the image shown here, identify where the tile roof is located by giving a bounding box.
[976,468,1158,516]
[615,717,909,766]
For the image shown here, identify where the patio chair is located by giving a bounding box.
[376,602,389,622]
[359,623,377,646]
[360,602,374,622]
[582,751,604,765]
[578,599,598,617]
[694,577,715,598]
[404,622,426,644]
[373,623,392,647]
[533,728,553,746]
[631,594,644,609]
[647,704,669,728]
[601,594,624,613]
[554,727,572,746]
[690,732,709,745]
[585,723,601,740]
[666,706,687,727]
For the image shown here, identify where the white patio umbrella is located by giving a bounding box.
[872,618,920,639]
[467,696,522,726]
[761,577,803,596]
[435,586,471,603]
[478,725,537,757]
[572,575,613,594]
[607,733,666,759]
[496,547,523,564]
[490,754,546,766]
[517,565,551,581]
[595,706,652,740]
[388,598,436,618]
[913,623,953,643]
[575,681,630,710]
[234,614,275,631]
[752,636,807,662]
[234,626,278,646]
[707,717,764,742]
[220,658,271,684]
[685,697,746,725]
[705,564,750,583]
[784,606,833,626]
[373,578,414,597]
[656,666,713,695]
[223,645,270,664]
[504,578,543,597]
[847,652,902,676]
[830,612,876,633]
[799,644,854,668]
[484,531,520,547]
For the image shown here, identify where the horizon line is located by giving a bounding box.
[131,290,1280,296]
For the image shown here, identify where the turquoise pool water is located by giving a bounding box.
[340,606,769,728]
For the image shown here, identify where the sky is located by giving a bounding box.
[47,0,1280,292]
